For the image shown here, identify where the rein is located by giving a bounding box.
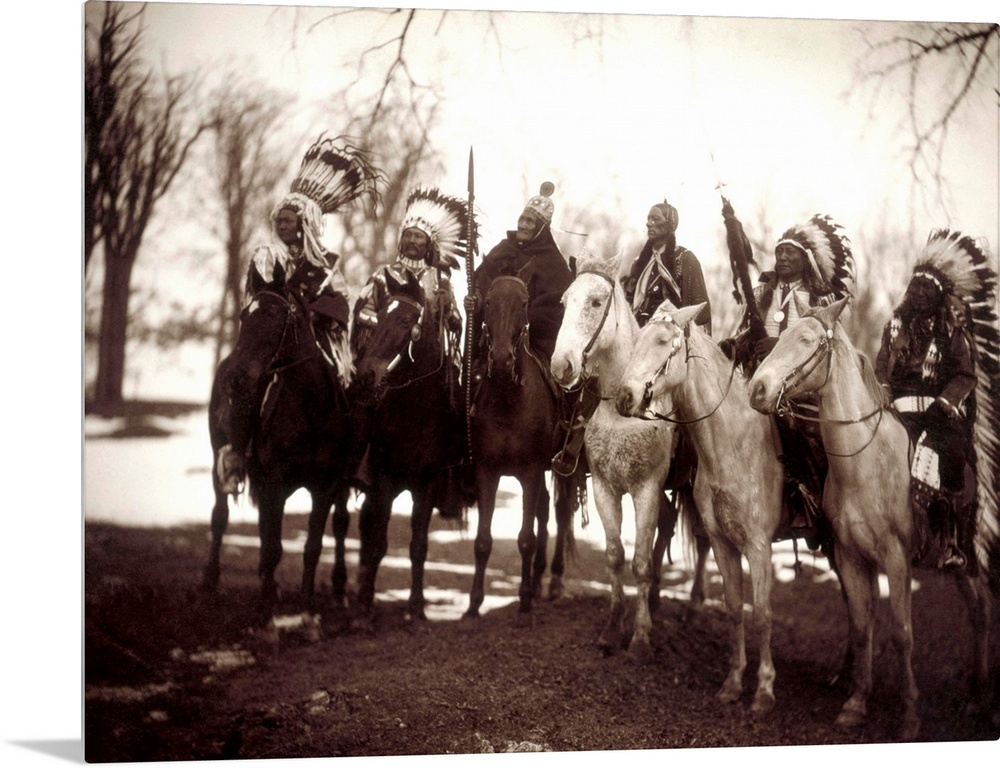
[377,293,447,394]
[633,333,739,425]
[254,290,320,376]
[774,314,885,458]
[574,270,618,387]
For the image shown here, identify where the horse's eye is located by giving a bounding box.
[590,298,602,309]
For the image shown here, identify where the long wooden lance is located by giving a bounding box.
[462,147,477,459]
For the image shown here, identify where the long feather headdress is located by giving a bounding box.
[775,214,854,298]
[289,134,382,215]
[400,186,477,267]
[915,229,1000,588]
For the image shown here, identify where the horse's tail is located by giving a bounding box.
[676,484,701,568]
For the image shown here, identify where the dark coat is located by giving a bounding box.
[472,227,573,361]
[622,241,712,331]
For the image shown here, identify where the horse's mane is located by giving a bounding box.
[574,250,619,280]
[832,323,889,408]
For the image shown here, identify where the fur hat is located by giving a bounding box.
[522,181,555,224]
[775,214,854,297]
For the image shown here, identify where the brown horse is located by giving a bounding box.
[748,297,997,739]
[464,261,578,623]
[203,288,352,633]
[550,249,710,659]
[349,268,468,630]
[615,300,784,716]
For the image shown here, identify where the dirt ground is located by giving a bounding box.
[84,496,1000,763]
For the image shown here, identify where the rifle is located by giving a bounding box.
[463,147,477,459]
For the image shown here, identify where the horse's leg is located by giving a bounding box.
[548,472,575,601]
[883,543,919,739]
[255,485,285,628]
[954,572,992,711]
[711,535,748,705]
[649,491,677,614]
[592,478,627,654]
[628,482,662,662]
[406,484,435,625]
[514,471,543,623]
[354,483,393,629]
[330,486,351,607]
[833,553,877,731]
[202,482,230,592]
[746,541,777,716]
[529,477,551,605]
[822,539,855,689]
[689,533,711,610]
[301,487,334,614]
[464,466,499,619]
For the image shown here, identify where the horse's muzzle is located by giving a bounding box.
[748,379,777,414]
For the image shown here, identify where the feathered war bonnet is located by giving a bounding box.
[775,214,855,298]
[399,186,478,270]
[271,135,382,268]
[911,229,1000,573]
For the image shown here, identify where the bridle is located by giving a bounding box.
[631,318,737,425]
[772,313,885,458]
[572,270,618,387]
[245,289,318,377]
[483,275,529,384]
[372,292,447,394]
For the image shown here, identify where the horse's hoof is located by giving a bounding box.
[898,712,920,741]
[350,615,376,635]
[548,578,564,601]
[750,690,776,717]
[716,683,743,706]
[513,611,535,630]
[300,613,322,643]
[627,638,654,663]
[462,609,481,620]
[835,704,866,730]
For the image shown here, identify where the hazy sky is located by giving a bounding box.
[129,0,998,270]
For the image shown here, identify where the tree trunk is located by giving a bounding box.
[93,250,136,409]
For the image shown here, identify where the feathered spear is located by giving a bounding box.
[722,196,767,347]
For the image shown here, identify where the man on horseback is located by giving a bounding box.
[347,187,470,496]
[216,136,380,495]
[621,200,713,542]
[723,214,854,538]
[876,230,997,571]
[463,182,579,472]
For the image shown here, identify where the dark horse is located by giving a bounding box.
[349,268,467,629]
[202,287,352,631]
[464,262,579,623]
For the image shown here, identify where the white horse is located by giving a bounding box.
[551,250,708,658]
[614,300,784,715]
[748,297,997,739]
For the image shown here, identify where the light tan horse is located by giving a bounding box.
[550,250,708,659]
[748,296,996,740]
[615,300,784,716]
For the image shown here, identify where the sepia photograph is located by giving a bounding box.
[12,0,1000,765]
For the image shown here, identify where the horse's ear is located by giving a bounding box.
[612,247,629,279]
[813,296,850,326]
[384,269,404,295]
[793,291,810,318]
[671,302,707,330]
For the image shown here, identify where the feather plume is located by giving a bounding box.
[290,134,382,215]
[400,186,478,266]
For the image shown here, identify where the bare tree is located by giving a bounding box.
[86,3,207,408]
[851,22,998,200]
[205,78,295,369]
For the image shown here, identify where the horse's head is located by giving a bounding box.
[482,261,532,383]
[748,296,848,414]
[229,289,304,389]
[615,301,706,418]
[551,249,631,390]
[353,268,427,399]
